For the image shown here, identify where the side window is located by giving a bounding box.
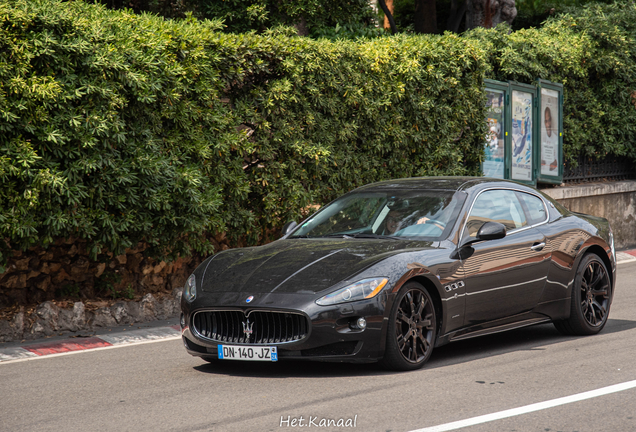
[464,190,527,238]
[516,192,547,225]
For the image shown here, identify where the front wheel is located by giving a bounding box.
[381,281,437,371]
[554,253,611,336]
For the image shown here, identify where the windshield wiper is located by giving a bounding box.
[350,233,402,240]
[312,233,401,240]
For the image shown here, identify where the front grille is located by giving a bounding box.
[192,310,309,345]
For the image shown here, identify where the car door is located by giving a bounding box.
[459,189,551,326]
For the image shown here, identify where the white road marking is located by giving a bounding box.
[0,335,181,365]
[410,379,636,432]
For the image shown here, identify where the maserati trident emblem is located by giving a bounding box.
[242,319,254,337]
[246,295,254,303]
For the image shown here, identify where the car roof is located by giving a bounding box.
[353,176,524,193]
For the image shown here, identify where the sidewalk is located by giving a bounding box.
[0,318,181,364]
[2,249,635,364]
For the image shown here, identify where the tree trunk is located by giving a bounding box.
[293,16,309,36]
[414,0,437,34]
[446,0,467,33]
[378,0,397,34]
[466,0,517,29]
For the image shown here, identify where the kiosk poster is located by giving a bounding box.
[511,90,533,181]
[540,88,559,176]
[483,89,505,179]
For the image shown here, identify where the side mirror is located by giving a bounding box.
[281,221,298,237]
[451,221,506,260]
[476,221,506,241]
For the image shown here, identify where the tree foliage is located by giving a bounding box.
[200,0,383,39]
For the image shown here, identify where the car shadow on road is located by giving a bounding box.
[193,357,386,378]
[427,318,636,370]
[192,318,636,377]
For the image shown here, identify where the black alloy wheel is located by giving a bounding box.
[381,281,437,371]
[580,258,611,327]
[554,253,611,335]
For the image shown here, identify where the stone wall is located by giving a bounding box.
[0,238,207,308]
[541,180,636,250]
[0,288,182,342]
[0,233,227,342]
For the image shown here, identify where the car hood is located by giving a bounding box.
[200,239,434,295]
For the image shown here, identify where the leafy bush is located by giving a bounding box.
[0,1,247,265]
[223,31,489,238]
[0,0,488,268]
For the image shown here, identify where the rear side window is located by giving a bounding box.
[463,189,527,238]
[516,192,547,226]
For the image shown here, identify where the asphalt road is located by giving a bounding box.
[2,262,636,432]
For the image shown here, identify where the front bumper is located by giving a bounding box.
[180,291,389,363]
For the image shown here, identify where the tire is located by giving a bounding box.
[381,281,437,371]
[554,253,611,336]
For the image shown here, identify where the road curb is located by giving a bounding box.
[617,249,636,264]
[0,324,181,363]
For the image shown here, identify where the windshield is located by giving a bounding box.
[291,189,466,240]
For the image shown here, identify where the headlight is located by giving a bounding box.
[184,274,196,302]
[316,278,389,306]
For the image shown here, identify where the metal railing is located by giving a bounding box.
[563,154,636,184]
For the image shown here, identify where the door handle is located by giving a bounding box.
[531,242,546,251]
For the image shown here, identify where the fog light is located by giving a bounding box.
[357,317,367,330]
[180,313,186,329]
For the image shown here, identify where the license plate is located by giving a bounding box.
[217,345,278,362]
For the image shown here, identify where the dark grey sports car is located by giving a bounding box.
[180,177,616,370]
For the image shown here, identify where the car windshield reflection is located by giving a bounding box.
[290,190,466,240]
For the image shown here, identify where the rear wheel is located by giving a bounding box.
[554,253,611,335]
[381,281,437,371]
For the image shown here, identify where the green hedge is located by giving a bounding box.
[0,0,489,267]
[0,1,247,264]
[224,30,489,231]
[1,0,635,269]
